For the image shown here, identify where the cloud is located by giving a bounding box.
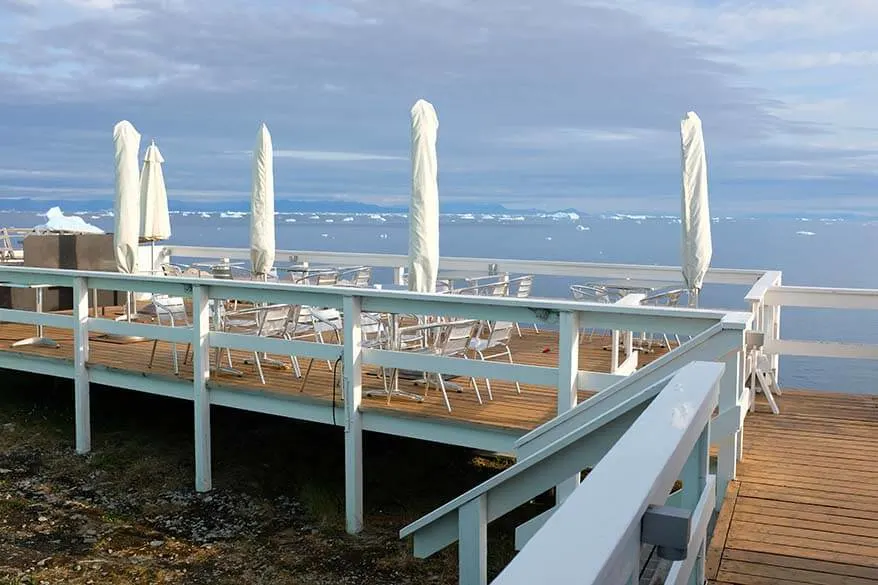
[271,150,405,162]
[0,0,874,211]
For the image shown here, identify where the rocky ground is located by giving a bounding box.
[0,372,535,584]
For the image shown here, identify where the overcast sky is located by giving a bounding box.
[1,0,876,213]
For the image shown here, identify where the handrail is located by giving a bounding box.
[761,284,878,362]
[400,362,723,585]
[494,362,721,585]
[515,313,748,459]
[166,244,769,286]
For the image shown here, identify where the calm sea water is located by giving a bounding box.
[3,210,877,394]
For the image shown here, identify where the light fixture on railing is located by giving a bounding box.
[641,504,692,561]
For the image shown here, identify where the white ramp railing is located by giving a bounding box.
[400,361,723,585]
[495,361,721,585]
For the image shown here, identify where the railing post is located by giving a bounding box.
[680,426,709,585]
[343,295,364,534]
[192,284,212,492]
[72,277,91,454]
[771,273,782,379]
[715,336,742,508]
[459,495,488,585]
[393,266,405,286]
[556,311,580,503]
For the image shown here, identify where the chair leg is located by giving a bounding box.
[148,340,158,369]
[532,323,540,333]
[515,322,522,337]
[171,342,179,375]
[183,344,191,365]
[299,359,315,392]
[437,375,453,412]
[290,355,301,378]
[254,352,265,385]
[477,351,493,401]
[507,350,521,394]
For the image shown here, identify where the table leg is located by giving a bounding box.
[12,287,60,349]
[363,314,424,403]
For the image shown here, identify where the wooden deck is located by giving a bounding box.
[0,315,670,434]
[707,391,878,584]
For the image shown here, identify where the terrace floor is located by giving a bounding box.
[707,391,878,584]
[0,312,669,434]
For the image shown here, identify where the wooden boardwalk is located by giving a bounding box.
[707,391,878,584]
[0,315,669,434]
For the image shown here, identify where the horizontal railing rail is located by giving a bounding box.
[166,244,769,287]
[763,284,878,361]
[401,361,723,585]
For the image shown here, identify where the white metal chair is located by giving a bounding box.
[406,320,480,412]
[338,266,372,288]
[467,320,520,398]
[512,275,538,336]
[217,304,292,384]
[145,295,190,375]
[640,288,688,349]
[570,284,616,340]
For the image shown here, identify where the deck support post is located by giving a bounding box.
[715,337,742,509]
[72,277,91,454]
[343,295,364,534]
[458,495,488,585]
[555,311,580,504]
[192,284,212,492]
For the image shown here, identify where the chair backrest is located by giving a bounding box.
[516,275,534,298]
[570,284,612,303]
[642,288,686,308]
[161,263,184,277]
[361,312,386,344]
[354,266,372,287]
[438,321,476,357]
[488,280,509,296]
[485,320,515,347]
[313,271,338,286]
[259,304,293,337]
[152,295,189,326]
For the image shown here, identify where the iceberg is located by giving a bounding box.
[575,224,590,231]
[35,207,104,234]
[796,231,816,236]
[342,217,354,222]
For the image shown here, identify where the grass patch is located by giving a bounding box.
[298,481,344,528]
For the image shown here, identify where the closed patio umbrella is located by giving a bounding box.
[250,123,275,278]
[139,140,171,273]
[680,111,712,307]
[113,120,141,275]
[407,99,439,293]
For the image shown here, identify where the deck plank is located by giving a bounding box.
[709,392,878,584]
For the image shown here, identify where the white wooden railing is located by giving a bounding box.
[763,284,878,360]
[401,361,723,585]
[0,263,736,538]
[497,361,721,585]
[164,244,768,288]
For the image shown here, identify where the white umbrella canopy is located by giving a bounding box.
[680,111,713,306]
[139,140,171,241]
[113,120,142,274]
[250,123,276,277]
[407,99,440,293]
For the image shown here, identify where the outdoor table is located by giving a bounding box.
[3,283,60,348]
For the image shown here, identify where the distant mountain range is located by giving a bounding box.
[0,197,580,216]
